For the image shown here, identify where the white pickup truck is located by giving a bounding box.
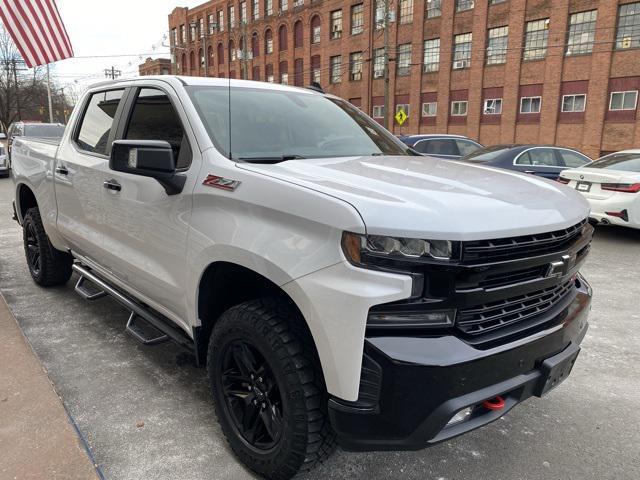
[11,76,593,479]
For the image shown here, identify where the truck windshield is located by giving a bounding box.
[187,86,411,161]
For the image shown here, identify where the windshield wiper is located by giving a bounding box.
[238,154,306,164]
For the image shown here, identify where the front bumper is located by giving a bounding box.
[329,276,591,451]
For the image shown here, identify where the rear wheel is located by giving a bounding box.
[22,207,73,286]
[208,298,336,480]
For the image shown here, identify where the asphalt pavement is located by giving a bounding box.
[0,177,639,480]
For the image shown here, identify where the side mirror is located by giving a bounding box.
[110,139,186,195]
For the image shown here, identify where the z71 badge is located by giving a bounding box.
[202,175,241,191]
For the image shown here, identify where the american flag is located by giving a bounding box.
[0,0,74,68]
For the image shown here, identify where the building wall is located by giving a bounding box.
[139,57,172,76]
[168,0,640,158]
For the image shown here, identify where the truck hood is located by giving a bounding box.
[237,155,590,240]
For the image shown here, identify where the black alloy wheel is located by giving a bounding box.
[25,220,41,277]
[220,339,284,451]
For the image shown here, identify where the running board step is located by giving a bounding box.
[71,263,195,354]
[75,275,107,300]
[126,312,169,345]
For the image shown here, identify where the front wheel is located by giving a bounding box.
[208,298,336,480]
[22,207,73,286]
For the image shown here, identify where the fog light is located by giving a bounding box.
[446,407,473,426]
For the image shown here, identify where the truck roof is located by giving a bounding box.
[88,75,322,95]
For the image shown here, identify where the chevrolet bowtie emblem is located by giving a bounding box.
[203,174,241,191]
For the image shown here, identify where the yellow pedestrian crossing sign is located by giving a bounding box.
[395,108,408,126]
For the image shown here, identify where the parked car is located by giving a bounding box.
[559,149,640,229]
[11,77,593,480]
[398,134,482,159]
[0,144,8,177]
[462,144,592,180]
[7,122,66,163]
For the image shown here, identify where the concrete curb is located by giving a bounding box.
[0,293,102,480]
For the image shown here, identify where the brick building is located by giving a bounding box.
[139,57,172,76]
[168,0,640,158]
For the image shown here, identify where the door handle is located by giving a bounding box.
[103,180,122,192]
[55,166,69,175]
[524,170,536,174]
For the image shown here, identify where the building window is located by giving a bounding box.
[610,90,638,110]
[562,94,586,112]
[350,52,363,81]
[520,96,542,113]
[294,0,304,7]
[171,28,177,45]
[483,98,503,114]
[456,0,474,12]
[396,103,410,116]
[490,0,506,4]
[229,6,235,28]
[240,2,247,23]
[399,0,413,24]
[451,101,468,116]
[266,64,274,82]
[423,38,440,72]
[278,25,287,51]
[426,0,441,18]
[372,105,385,118]
[331,10,343,39]
[199,49,205,67]
[311,55,321,83]
[375,0,384,29]
[330,55,342,83]
[265,29,273,53]
[294,20,303,48]
[616,2,640,49]
[566,10,597,56]
[351,4,364,35]
[524,19,549,60]
[265,0,273,16]
[311,16,321,44]
[190,23,197,41]
[422,102,437,116]
[199,18,205,37]
[218,11,224,32]
[486,26,508,65]
[280,0,288,12]
[253,0,260,20]
[207,15,215,34]
[180,25,186,43]
[453,33,472,69]
[397,43,412,76]
[281,72,288,84]
[373,48,385,78]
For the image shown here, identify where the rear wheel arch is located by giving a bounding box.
[16,183,38,222]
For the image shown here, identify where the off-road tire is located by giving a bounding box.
[208,297,336,480]
[23,207,73,286]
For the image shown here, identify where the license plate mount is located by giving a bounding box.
[576,181,591,192]
[536,344,580,397]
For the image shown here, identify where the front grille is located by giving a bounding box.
[477,265,546,289]
[456,279,575,336]
[462,220,587,263]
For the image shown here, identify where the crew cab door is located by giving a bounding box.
[55,88,127,259]
[99,85,199,325]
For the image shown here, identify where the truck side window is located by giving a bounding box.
[125,88,191,169]
[76,89,125,156]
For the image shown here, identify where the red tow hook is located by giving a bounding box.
[482,396,506,411]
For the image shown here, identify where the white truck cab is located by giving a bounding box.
[12,76,593,479]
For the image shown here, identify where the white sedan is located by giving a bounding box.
[558,149,640,229]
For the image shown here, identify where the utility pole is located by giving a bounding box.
[382,0,390,130]
[11,59,22,120]
[104,66,121,79]
[46,64,53,123]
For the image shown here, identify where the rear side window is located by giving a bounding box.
[456,139,480,156]
[417,139,459,156]
[560,150,590,168]
[76,89,125,155]
[517,149,559,166]
[124,88,191,169]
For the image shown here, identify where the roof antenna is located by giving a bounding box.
[306,82,324,94]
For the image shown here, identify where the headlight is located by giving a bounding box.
[342,231,458,266]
